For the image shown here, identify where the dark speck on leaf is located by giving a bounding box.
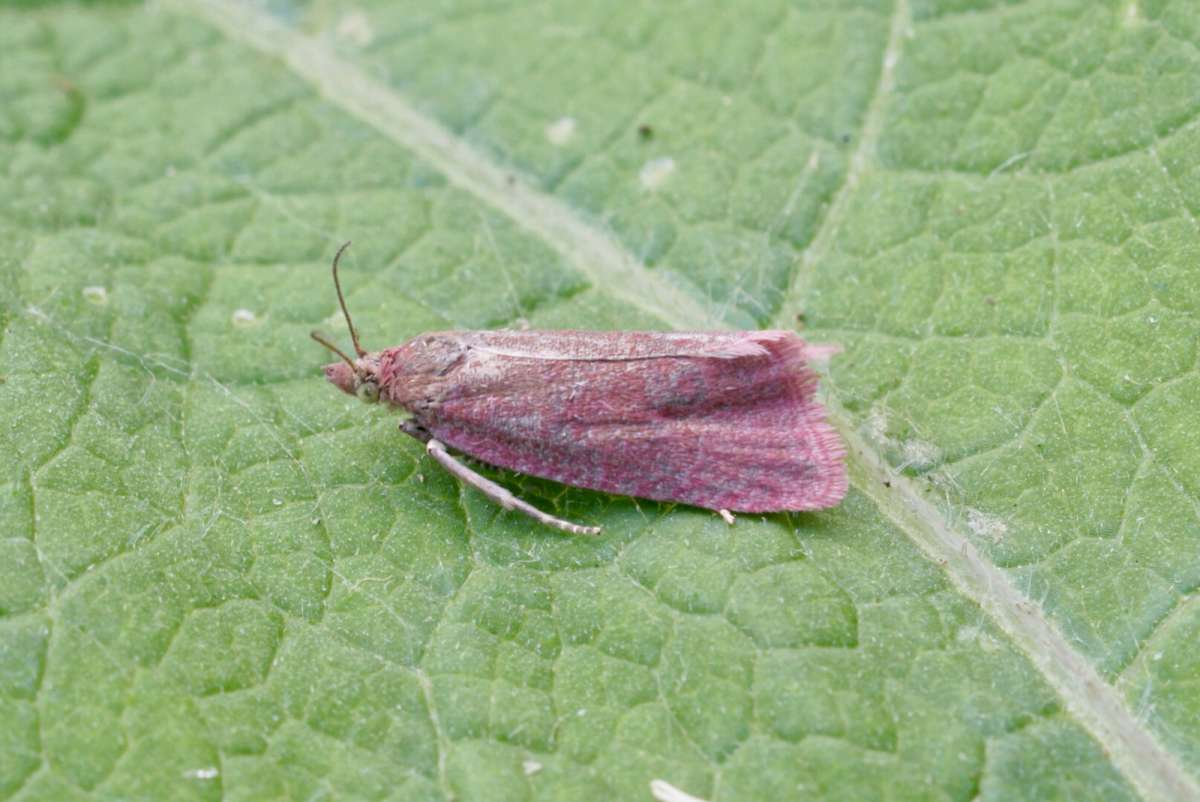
[638,124,654,141]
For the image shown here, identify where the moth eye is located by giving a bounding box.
[356,381,380,403]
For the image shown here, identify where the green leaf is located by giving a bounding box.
[1,1,1197,801]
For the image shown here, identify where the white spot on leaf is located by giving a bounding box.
[82,286,108,305]
[651,779,710,802]
[639,157,675,190]
[232,308,258,327]
[522,760,543,776]
[184,767,219,780]
[545,116,576,146]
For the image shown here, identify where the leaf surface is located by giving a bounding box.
[1,1,1198,801]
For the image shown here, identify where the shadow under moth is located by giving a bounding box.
[313,243,846,535]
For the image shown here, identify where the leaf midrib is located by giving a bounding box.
[168,2,1200,800]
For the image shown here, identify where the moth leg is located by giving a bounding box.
[399,419,432,443]
[718,509,736,526]
[425,438,602,536]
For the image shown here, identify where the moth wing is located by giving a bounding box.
[426,331,846,512]
[464,329,802,361]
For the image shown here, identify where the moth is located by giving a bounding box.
[313,243,846,535]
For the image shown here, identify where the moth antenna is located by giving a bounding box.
[310,330,357,370]
[330,241,366,357]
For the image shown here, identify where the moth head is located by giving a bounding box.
[312,241,382,404]
[321,358,380,403]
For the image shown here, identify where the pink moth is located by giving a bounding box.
[313,244,846,534]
